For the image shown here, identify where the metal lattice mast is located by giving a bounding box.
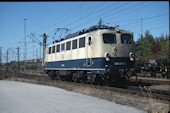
[24,18,27,72]
[17,47,20,71]
[0,47,2,66]
[42,33,47,67]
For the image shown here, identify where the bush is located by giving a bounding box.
[27,64,38,70]
[10,62,17,71]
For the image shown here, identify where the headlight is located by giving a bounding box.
[129,52,134,61]
[105,52,111,61]
[130,57,134,61]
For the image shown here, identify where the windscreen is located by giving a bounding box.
[103,33,116,44]
[121,34,132,44]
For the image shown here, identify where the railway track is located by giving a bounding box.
[2,71,170,102]
[127,86,170,101]
[130,76,170,85]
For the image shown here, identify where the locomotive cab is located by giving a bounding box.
[99,29,135,83]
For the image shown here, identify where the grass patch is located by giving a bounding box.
[139,85,169,113]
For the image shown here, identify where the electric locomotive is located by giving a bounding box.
[44,22,135,84]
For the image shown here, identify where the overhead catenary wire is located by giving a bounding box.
[32,2,118,35]
[70,2,131,31]
[133,24,169,35]
[45,2,144,44]
[19,1,168,58]
[33,2,86,33]
[69,1,162,32]
[122,13,168,29]
[43,3,167,44]
[33,1,148,37]
[63,2,118,28]
[62,2,107,27]
[44,3,121,36]
[66,1,146,29]
[144,24,168,31]
[46,2,112,36]
[143,17,168,26]
[104,1,155,25]
[41,1,118,42]
[70,2,146,31]
[143,13,168,20]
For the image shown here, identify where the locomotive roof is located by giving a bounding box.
[52,24,132,44]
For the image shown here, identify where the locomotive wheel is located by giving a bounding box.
[150,71,156,77]
[71,71,86,83]
[72,72,78,82]
[49,71,56,80]
[94,75,102,85]
[56,71,60,80]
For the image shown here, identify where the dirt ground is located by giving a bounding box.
[148,85,170,91]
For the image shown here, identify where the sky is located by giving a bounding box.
[0,1,169,63]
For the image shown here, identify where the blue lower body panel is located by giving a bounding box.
[44,58,106,74]
[44,57,135,74]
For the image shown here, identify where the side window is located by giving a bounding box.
[66,41,71,50]
[79,37,85,48]
[52,46,55,53]
[49,47,51,54]
[56,45,60,52]
[61,43,65,51]
[72,39,77,49]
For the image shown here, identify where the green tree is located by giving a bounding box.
[151,37,161,59]
[135,35,143,60]
[135,31,169,61]
[135,30,154,60]
[159,34,170,59]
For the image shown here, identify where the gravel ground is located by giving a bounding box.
[148,85,170,91]
[0,80,146,113]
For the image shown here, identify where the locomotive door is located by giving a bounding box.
[86,35,93,66]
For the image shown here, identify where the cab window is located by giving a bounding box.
[103,34,116,44]
[121,34,132,44]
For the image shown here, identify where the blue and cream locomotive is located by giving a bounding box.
[44,23,135,84]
